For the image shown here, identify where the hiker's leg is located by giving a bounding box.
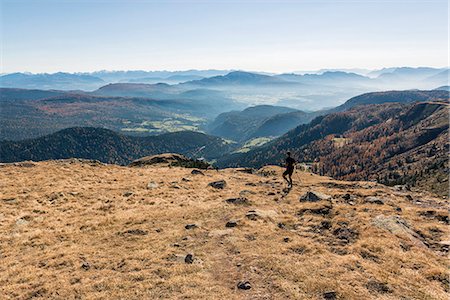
[283,171,290,184]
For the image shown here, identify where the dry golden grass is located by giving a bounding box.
[0,159,448,299]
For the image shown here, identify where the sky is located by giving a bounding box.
[0,0,448,73]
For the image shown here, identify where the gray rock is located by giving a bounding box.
[372,215,426,248]
[208,180,227,189]
[147,181,159,189]
[2,198,17,204]
[123,191,134,197]
[365,196,384,205]
[16,218,30,226]
[300,191,331,202]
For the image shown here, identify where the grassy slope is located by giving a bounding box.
[0,161,448,299]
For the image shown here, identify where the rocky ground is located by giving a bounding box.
[0,158,448,299]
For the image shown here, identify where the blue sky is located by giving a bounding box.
[1,0,448,73]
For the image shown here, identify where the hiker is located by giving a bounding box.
[283,151,296,188]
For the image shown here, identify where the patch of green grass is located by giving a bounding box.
[234,137,272,153]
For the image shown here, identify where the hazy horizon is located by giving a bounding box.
[2,66,448,76]
[1,0,448,73]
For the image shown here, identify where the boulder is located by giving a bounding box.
[372,215,426,247]
[300,191,331,202]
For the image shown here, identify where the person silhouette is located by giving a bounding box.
[282,151,296,188]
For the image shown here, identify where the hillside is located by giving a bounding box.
[0,128,234,164]
[0,88,242,140]
[332,90,449,112]
[217,102,449,196]
[207,105,300,142]
[0,160,448,299]
[249,110,316,139]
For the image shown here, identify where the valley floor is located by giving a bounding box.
[0,160,448,299]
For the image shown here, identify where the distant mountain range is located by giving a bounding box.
[183,71,290,86]
[2,67,447,111]
[0,127,234,165]
[0,72,104,90]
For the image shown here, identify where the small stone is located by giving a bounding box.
[122,229,148,235]
[147,181,159,189]
[123,191,134,197]
[283,237,290,243]
[395,207,402,212]
[237,281,251,290]
[226,220,238,228]
[239,190,256,197]
[342,193,351,200]
[226,197,249,205]
[184,254,194,264]
[208,180,227,189]
[323,291,337,300]
[185,224,198,230]
[81,262,90,270]
[245,211,259,221]
[170,183,181,189]
[16,218,29,226]
[365,196,384,205]
[2,198,17,204]
[191,169,204,175]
